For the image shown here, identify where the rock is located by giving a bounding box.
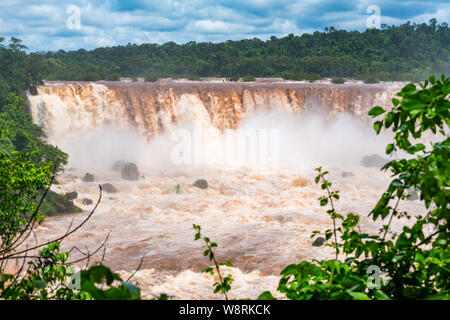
[268,212,295,223]
[101,183,117,193]
[111,160,129,172]
[65,191,78,200]
[292,177,308,187]
[83,173,95,182]
[193,179,208,189]
[121,163,139,181]
[173,184,183,194]
[407,187,419,201]
[40,190,82,216]
[29,84,39,96]
[342,171,354,178]
[82,198,93,205]
[360,154,388,168]
[312,237,326,247]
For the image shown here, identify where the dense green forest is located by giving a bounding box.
[0,36,67,173]
[0,37,72,216]
[40,19,450,82]
[1,19,449,86]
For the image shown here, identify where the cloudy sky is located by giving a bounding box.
[0,0,449,52]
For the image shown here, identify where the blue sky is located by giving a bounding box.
[0,0,448,52]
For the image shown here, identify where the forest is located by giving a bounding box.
[5,19,449,83]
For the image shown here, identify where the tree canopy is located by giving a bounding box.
[38,20,449,82]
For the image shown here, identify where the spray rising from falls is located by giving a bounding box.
[27,81,401,170]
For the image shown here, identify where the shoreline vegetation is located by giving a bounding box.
[1,19,448,92]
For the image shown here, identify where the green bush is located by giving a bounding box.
[242,75,256,82]
[304,73,321,82]
[332,78,346,84]
[281,71,294,80]
[363,74,380,84]
[39,190,82,217]
[144,73,160,82]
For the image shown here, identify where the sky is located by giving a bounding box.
[0,0,449,52]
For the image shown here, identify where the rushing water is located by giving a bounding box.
[26,80,425,299]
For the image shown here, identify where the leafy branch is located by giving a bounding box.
[193,224,233,300]
[314,167,342,260]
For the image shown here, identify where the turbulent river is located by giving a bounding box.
[25,80,426,299]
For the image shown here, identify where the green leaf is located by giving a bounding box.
[347,291,371,300]
[373,121,383,134]
[369,106,385,117]
[373,290,390,300]
[386,143,395,154]
[122,282,139,296]
[32,280,47,289]
[257,291,276,300]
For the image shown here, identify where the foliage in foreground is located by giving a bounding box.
[193,224,234,300]
[258,75,449,300]
[0,148,140,300]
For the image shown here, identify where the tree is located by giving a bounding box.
[0,93,68,173]
[38,20,449,82]
[0,145,141,300]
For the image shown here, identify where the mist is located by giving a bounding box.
[55,111,390,175]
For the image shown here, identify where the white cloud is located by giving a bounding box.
[186,20,254,34]
[0,0,447,51]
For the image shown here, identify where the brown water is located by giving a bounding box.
[26,80,425,299]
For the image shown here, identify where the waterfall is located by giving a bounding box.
[27,81,401,142]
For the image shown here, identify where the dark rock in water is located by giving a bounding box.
[121,163,139,181]
[101,183,117,193]
[29,84,39,96]
[407,188,419,201]
[269,212,295,223]
[82,198,93,205]
[193,179,208,189]
[65,191,78,200]
[40,190,82,217]
[312,237,326,247]
[360,154,388,168]
[174,184,183,194]
[83,173,95,182]
[341,171,354,178]
[111,160,129,172]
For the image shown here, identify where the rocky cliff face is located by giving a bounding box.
[27,81,401,141]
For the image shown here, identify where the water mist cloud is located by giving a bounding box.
[59,126,146,171]
[58,111,390,175]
